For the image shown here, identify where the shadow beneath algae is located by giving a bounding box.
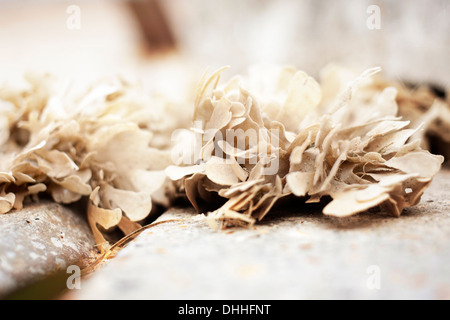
[257,194,434,231]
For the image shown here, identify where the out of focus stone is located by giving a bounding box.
[67,170,450,300]
[0,200,96,298]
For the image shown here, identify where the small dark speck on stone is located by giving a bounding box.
[25,220,31,224]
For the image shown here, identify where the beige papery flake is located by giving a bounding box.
[0,74,175,252]
[166,66,444,228]
[319,64,450,158]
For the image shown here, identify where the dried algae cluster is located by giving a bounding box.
[0,74,175,250]
[167,66,445,228]
[0,66,448,249]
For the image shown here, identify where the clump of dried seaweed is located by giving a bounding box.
[166,66,444,228]
[319,64,450,160]
[0,74,177,251]
[0,66,447,249]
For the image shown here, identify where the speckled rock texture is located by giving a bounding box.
[67,169,450,300]
[0,201,96,298]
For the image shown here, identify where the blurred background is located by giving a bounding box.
[0,0,449,301]
[0,0,449,95]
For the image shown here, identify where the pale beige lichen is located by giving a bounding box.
[167,66,445,228]
[0,74,177,252]
[0,65,448,245]
[319,64,450,158]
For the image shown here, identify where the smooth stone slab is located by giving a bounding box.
[68,169,450,300]
[0,201,96,298]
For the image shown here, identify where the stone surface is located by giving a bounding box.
[0,200,96,298]
[67,169,450,300]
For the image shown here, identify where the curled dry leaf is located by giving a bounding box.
[167,66,444,228]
